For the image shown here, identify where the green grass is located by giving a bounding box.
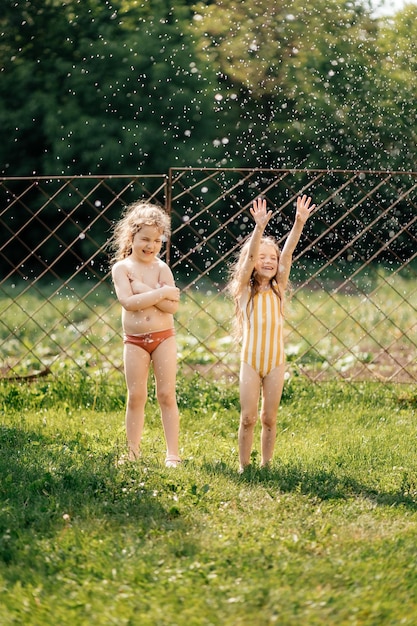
[1,375,417,625]
[1,270,416,381]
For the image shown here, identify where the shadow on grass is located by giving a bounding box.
[202,459,417,511]
[0,425,188,566]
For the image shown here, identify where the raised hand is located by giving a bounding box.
[250,197,273,230]
[296,195,316,224]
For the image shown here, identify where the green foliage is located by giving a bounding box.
[1,273,415,382]
[0,370,126,412]
[1,377,417,624]
[0,0,219,175]
[2,0,417,174]
[191,0,415,170]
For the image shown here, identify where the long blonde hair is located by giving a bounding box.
[109,200,171,263]
[227,236,284,340]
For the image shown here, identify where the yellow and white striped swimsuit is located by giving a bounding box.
[241,287,284,378]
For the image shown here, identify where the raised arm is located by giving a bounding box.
[239,197,273,285]
[278,194,315,291]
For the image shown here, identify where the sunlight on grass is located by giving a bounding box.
[1,376,416,624]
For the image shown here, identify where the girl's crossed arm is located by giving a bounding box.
[129,265,179,314]
[112,263,180,312]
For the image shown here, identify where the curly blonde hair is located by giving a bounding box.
[227,235,284,340]
[110,201,171,262]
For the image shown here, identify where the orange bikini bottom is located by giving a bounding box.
[123,328,175,355]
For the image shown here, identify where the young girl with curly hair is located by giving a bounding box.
[110,201,181,467]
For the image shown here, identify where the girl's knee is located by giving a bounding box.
[156,388,176,408]
[261,413,277,430]
[127,391,147,410]
[240,413,257,429]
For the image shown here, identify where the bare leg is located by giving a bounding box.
[123,343,150,460]
[238,362,261,470]
[152,336,180,462]
[260,363,285,466]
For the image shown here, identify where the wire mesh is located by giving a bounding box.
[0,169,416,383]
[168,168,416,383]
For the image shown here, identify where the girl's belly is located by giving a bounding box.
[122,308,174,334]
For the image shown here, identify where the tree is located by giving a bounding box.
[372,5,417,171]
[2,0,417,175]
[0,0,219,175]
[191,0,408,170]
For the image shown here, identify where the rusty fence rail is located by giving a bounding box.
[0,169,416,384]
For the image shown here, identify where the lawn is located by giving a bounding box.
[1,269,416,382]
[1,374,416,625]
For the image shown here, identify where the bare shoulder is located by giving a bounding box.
[156,257,169,270]
[112,258,126,271]
[111,258,131,279]
[158,258,174,280]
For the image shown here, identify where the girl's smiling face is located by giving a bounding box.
[132,224,163,262]
[254,242,278,280]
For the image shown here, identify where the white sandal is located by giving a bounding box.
[165,455,182,468]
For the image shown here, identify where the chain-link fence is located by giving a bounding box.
[1,169,416,384]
